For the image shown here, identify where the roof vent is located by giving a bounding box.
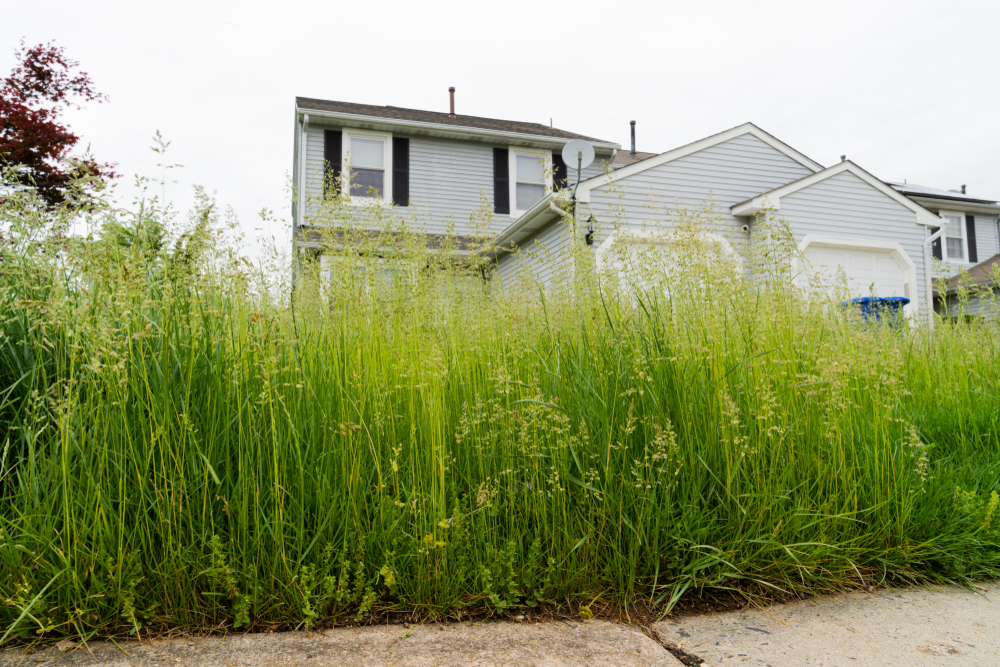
[961,184,966,194]
[448,87,456,118]
[630,120,637,159]
[840,155,846,162]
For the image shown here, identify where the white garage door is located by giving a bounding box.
[802,244,911,301]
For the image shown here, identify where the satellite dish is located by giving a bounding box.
[561,139,595,171]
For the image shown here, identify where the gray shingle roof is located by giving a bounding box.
[939,254,1000,289]
[296,97,614,144]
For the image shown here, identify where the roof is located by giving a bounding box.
[296,97,614,144]
[574,123,825,204]
[612,151,658,167]
[888,181,998,205]
[939,254,1000,290]
[731,160,942,227]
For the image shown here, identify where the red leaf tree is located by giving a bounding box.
[1,40,116,207]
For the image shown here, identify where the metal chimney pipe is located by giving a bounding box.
[448,87,456,118]
[961,184,966,194]
[841,155,846,162]
[630,120,636,159]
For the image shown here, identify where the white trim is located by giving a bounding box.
[509,147,553,218]
[731,161,942,227]
[595,228,738,274]
[938,211,968,263]
[295,106,620,153]
[343,128,393,206]
[575,123,824,203]
[794,235,920,315]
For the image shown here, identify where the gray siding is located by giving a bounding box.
[913,208,999,269]
[494,221,575,292]
[301,123,608,237]
[941,289,999,320]
[778,171,927,307]
[584,133,814,251]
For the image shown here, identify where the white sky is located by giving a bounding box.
[6,0,999,258]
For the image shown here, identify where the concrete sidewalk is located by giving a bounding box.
[4,582,998,667]
[1,620,683,667]
[655,581,1000,666]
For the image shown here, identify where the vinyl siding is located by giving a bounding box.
[778,171,927,308]
[494,221,575,292]
[585,133,815,251]
[301,124,608,237]
[941,289,999,319]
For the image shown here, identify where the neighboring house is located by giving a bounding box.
[292,93,994,318]
[887,182,1000,318]
[934,254,1000,319]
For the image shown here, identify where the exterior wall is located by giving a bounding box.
[941,289,999,320]
[778,170,927,308]
[915,207,1000,272]
[584,133,815,250]
[301,123,608,238]
[493,220,576,292]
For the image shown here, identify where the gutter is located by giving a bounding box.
[487,194,557,255]
[923,226,945,328]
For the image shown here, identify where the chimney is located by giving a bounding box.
[448,87,456,118]
[840,155,846,162]
[630,120,636,159]
[961,184,966,194]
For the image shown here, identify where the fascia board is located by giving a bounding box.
[732,195,780,217]
[576,123,824,203]
[296,106,620,153]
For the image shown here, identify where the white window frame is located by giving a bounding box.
[938,211,967,263]
[508,147,553,217]
[342,129,393,206]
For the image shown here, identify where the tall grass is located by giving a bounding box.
[1,178,999,643]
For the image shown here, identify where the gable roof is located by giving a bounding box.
[574,122,824,203]
[938,254,1000,290]
[296,97,618,148]
[731,160,943,227]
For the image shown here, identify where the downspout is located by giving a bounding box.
[298,113,310,233]
[923,226,945,329]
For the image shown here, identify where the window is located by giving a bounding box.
[342,130,392,203]
[509,148,552,215]
[941,212,966,261]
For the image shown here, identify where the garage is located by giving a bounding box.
[596,229,740,293]
[797,236,917,311]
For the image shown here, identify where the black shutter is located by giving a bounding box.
[392,137,409,206]
[323,130,342,196]
[493,148,510,215]
[553,154,568,190]
[966,214,978,263]
[930,226,942,260]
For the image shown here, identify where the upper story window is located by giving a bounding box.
[941,212,966,261]
[343,129,393,204]
[509,148,552,216]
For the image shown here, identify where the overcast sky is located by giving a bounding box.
[6,0,999,258]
